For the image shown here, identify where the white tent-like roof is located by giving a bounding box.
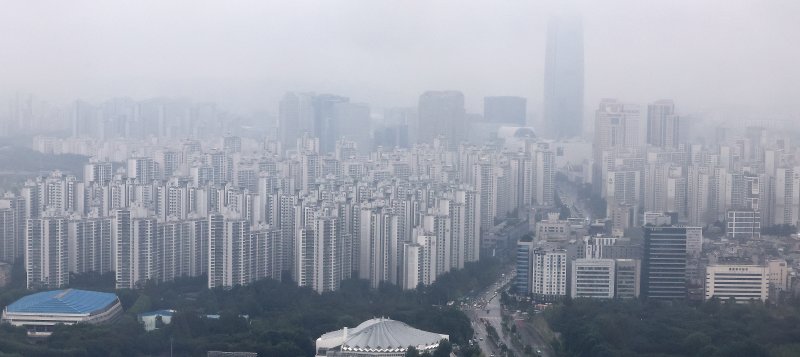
[315,318,448,356]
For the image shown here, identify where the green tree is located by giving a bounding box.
[433,339,452,357]
[405,346,421,357]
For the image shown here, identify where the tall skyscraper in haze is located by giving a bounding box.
[543,15,584,139]
[417,91,466,146]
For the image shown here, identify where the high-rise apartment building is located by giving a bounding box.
[592,99,641,192]
[296,217,340,293]
[646,100,680,148]
[531,248,568,299]
[69,217,113,275]
[773,167,800,226]
[113,208,158,289]
[207,215,251,289]
[0,206,16,263]
[26,216,69,289]
[359,208,400,288]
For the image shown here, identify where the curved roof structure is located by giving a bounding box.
[6,289,119,315]
[340,318,447,353]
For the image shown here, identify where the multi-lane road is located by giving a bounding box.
[557,178,591,220]
[462,268,558,357]
[463,270,517,356]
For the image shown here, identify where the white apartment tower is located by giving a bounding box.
[26,215,70,289]
[531,248,568,298]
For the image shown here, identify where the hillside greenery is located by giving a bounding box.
[546,298,800,357]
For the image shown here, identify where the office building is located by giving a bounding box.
[705,265,768,303]
[767,259,790,299]
[642,226,687,300]
[726,210,761,240]
[571,258,615,299]
[685,227,703,257]
[535,212,571,242]
[615,259,641,299]
[515,239,534,294]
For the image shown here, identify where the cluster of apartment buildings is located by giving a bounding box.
[589,99,800,240]
[1,131,556,293]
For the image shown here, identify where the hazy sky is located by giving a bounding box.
[1,0,798,119]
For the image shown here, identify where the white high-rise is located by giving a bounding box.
[26,215,70,289]
[531,248,568,298]
[359,208,399,288]
[69,217,113,275]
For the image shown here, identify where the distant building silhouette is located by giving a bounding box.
[484,96,526,126]
[543,15,584,139]
[417,91,466,146]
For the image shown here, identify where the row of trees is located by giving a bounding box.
[761,224,798,237]
[546,298,800,357]
[0,258,503,356]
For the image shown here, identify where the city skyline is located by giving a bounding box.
[2,2,800,356]
[0,0,798,121]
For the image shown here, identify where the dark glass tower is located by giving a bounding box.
[642,226,687,300]
[543,15,584,139]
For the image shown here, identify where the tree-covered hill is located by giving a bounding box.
[546,298,800,357]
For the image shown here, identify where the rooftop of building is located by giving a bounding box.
[318,317,447,353]
[5,289,119,315]
[138,309,176,318]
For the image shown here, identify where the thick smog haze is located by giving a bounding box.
[6,2,800,355]
[1,0,798,118]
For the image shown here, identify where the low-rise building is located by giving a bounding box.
[615,259,641,299]
[138,309,176,331]
[1,289,123,336]
[315,317,447,357]
[571,259,615,299]
[705,265,768,303]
